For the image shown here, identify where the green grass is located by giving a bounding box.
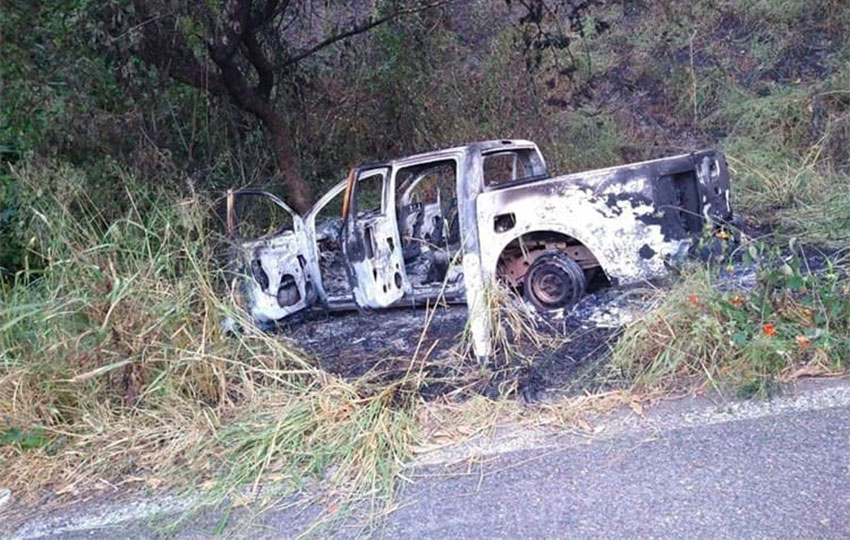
[712,73,850,247]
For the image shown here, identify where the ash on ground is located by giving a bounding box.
[276,283,667,401]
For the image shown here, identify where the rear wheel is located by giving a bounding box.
[522,251,586,312]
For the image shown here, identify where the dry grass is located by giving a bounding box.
[482,281,570,365]
[0,162,418,526]
[411,388,657,469]
[3,152,847,536]
[2,164,847,534]
[728,141,850,250]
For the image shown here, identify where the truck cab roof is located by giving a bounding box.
[357,139,540,170]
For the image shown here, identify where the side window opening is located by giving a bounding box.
[397,162,455,207]
[483,149,547,187]
[394,159,460,288]
[316,187,344,223]
[355,171,385,216]
[483,153,516,186]
[314,185,345,244]
[315,186,346,244]
[231,192,294,242]
[314,187,351,299]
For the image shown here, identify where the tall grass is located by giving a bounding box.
[711,71,850,248]
[0,162,417,516]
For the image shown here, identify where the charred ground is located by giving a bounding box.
[278,233,845,403]
[278,280,663,402]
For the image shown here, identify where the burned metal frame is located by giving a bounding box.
[227,140,734,360]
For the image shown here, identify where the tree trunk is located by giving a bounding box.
[264,112,312,214]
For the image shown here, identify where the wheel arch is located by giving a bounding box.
[492,228,614,285]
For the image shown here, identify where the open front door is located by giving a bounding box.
[341,166,408,308]
[226,188,315,323]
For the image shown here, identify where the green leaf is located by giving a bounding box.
[1,427,23,446]
[748,245,759,261]
[729,310,748,323]
[1,427,50,450]
[786,275,804,290]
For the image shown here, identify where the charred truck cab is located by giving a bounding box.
[227,140,733,359]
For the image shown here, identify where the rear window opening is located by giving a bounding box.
[483,148,547,188]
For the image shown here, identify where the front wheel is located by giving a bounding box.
[522,251,586,312]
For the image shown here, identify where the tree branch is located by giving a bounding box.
[244,31,275,100]
[247,0,285,31]
[207,0,252,63]
[279,0,454,69]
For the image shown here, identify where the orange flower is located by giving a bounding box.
[716,230,731,240]
[795,335,810,349]
[762,323,777,337]
[688,294,700,305]
[730,295,744,306]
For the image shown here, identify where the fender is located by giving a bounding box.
[483,225,617,285]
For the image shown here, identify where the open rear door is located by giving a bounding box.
[341,167,408,308]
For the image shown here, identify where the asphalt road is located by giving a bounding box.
[380,404,850,539]
[10,381,850,540]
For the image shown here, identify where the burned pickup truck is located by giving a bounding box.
[226,140,733,359]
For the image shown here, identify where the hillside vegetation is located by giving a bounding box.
[1,0,848,516]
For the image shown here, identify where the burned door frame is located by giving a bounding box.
[303,179,355,310]
[341,166,409,308]
[226,188,315,323]
[391,154,466,302]
[397,160,455,249]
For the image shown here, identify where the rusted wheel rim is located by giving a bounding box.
[526,261,579,309]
